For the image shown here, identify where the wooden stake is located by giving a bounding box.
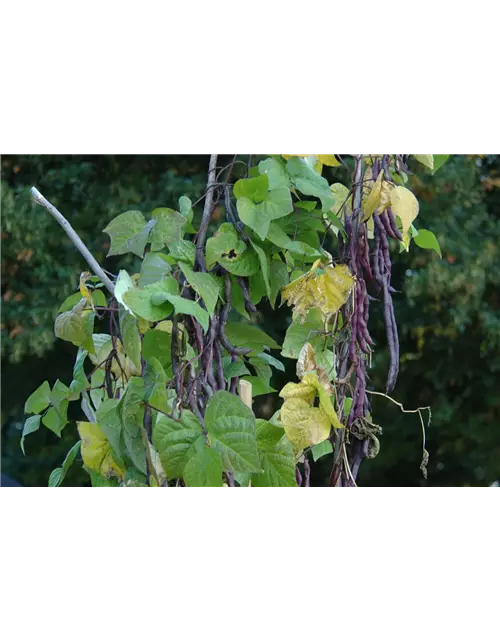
[238,379,252,408]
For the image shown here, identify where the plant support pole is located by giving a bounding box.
[195,155,218,271]
[30,187,115,295]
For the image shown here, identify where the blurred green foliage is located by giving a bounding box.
[2,155,499,486]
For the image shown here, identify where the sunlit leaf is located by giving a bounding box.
[114,270,136,316]
[390,186,420,239]
[363,169,384,219]
[233,174,269,202]
[258,157,289,190]
[413,155,434,170]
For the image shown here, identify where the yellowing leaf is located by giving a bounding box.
[79,272,94,309]
[296,343,317,379]
[280,398,331,450]
[281,261,354,322]
[279,357,343,451]
[390,186,419,239]
[330,183,351,216]
[363,170,384,220]
[279,381,316,403]
[283,154,341,167]
[77,421,125,480]
[379,180,394,213]
[316,155,342,167]
[366,215,375,239]
[301,373,342,429]
[297,343,333,392]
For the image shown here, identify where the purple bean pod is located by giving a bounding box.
[362,225,373,281]
[357,223,372,281]
[372,228,382,285]
[350,230,358,275]
[383,281,399,393]
[387,207,403,241]
[378,228,391,275]
[362,284,371,329]
[347,363,363,428]
[354,283,371,355]
[237,277,257,314]
[379,210,399,240]
[296,466,303,487]
[344,213,352,238]
[358,314,375,347]
[353,386,366,425]
[386,290,400,393]
[213,338,226,390]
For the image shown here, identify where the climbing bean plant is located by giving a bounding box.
[21,154,448,487]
